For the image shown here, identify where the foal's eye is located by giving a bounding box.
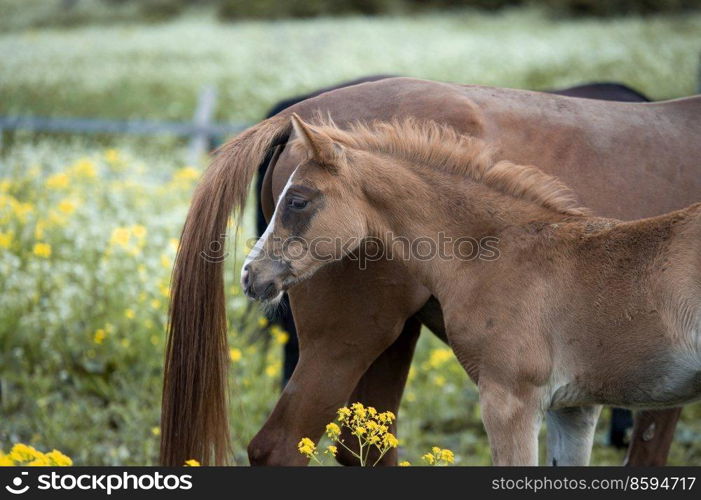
[287,197,309,210]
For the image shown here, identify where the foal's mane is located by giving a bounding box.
[297,117,589,217]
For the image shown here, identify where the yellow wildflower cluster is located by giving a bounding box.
[109,224,148,255]
[269,325,289,345]
[426,348,454,369]
[297,402,399,466]
[1,192,34,224]
[33,242,52,258]
[0,231,13,249]
[421,446,455,466]
[229,347,242,363]
[0,443,72,466]
[184,459,200,467]
[173,166,200,183]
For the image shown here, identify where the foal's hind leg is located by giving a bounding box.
[546,406,602,466]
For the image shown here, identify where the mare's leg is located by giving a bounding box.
[479,379,544,465]
[546,406,602,466]
[336,316,421,466]
[625,408,682,466]
[247,258,429,465]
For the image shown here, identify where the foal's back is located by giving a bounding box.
[554,203,701,407]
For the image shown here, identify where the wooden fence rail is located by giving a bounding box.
[0,85,251,162]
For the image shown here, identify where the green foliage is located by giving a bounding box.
[542,0,701,17]
[1,0,698,32]
[218,0,403,20]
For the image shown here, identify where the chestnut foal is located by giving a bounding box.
[242,115,701,465]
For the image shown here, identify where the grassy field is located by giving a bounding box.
[1,7,701,466]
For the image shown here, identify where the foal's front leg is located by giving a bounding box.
[479,379,545,465]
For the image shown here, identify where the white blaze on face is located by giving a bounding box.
[241,168,299,280]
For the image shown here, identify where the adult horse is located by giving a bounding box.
[259,77,649,455]
[259,78,653,389]
[161,78,701,466]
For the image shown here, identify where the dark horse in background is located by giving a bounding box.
[254,76,674,461]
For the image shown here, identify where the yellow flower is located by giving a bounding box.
[9,443,39,462]
[422,453,435,465]
[354,426,367,436]
[58,198,77,215]
[440,449,455,464]
[433,375,446,387]
[399,461,411,467]
[428,348,454,368]
[297,438,316,457]
[270,325,289,345]
[257,317,268,328]
[46,172,69,189]
[160,254,171,269]
[11,200,33,221]
[0,455,13,466]
[45,450,73,466]
[432,446,441,455]
[0,231,13,249]
[151,427,161,436]
[28,455,50,466]
[132,224,147,239]
[173,166,200,182]
[110,227,131,247]
[229,348,242,363]
[325,445,337,456]
[265,363,280,378]
[351,402,367,420]
[325,422,341,439]
[184,459,200,467]
[71,158,97,178]
[337,407,351,422]
[104,149,120,164]
[33,242,51,258]
[93,329,106,344]
[124,309,135,319]
[378,411,396,424]
[382,433,399,449]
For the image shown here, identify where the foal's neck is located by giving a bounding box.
[374,166,576,240]
[367,165,581,293]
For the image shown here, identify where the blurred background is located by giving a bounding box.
[1,0,700,466]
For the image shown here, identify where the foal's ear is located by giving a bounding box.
[290,113,343,170]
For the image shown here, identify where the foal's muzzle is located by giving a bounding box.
[241,259,290,301]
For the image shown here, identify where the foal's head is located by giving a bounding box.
[241,114,587,302]
[241,114,373,302]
